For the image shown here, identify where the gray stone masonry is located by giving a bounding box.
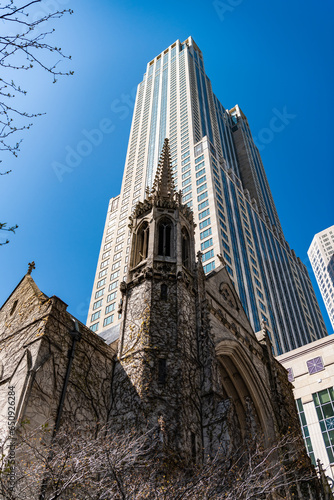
[0,274,115,443]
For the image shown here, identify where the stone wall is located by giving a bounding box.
[0,275,115,444]
[115,272,203,458]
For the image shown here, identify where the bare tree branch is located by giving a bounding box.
[0,423,322,500]
[0,1,73,244]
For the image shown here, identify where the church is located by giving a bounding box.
[0,140,329,498]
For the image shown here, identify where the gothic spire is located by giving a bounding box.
[152,138,175,201]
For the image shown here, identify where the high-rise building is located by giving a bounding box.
[308,225,334,330]
[277,335,334,480]
[87,36,327,355]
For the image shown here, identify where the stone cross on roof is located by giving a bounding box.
[152,138,175,201]
[27,261,36,275]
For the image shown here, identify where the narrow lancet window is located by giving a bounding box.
[135,221,149,266]
[182,228,190,269]
[158,218,172,257]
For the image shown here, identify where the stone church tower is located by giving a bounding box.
[0,140,330,498]
[110,139,206,459]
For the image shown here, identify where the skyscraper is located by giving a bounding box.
[87,36,327,355]
[308,225,334,330]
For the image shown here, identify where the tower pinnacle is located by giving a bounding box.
[152,138,175,201]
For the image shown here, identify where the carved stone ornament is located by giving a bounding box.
[219,283,238,309]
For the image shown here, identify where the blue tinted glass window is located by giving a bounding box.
[199,208,210,220]
[203,261,215,273]
[199,218,211,230]
[203,249,214,262]
[200,228,212,240]
[198,199,209,211]
[201,238,213,251]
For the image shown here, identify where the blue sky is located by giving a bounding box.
[1,0,333,332]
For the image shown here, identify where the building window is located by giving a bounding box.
[196,175,206,186]
[195,161,205,171]
[103,315,114,327]
[200,228,212,240]
[202,249,214,262]
[223,251,232,264]
[203,261,215,274]
[183,193,192,202]
[93,299,103,310]
[198,199,209,211]
[134,221,149,266]
[110,270,120,280]
[196,168,206,179]
[107,292,117,302]
[158,218,172,257]
[109,280,118,290]
[158,358,167,385]
[199,218,210,230]
[197,191,208,202]
[90,322,99,332]
[312,388,334,464]
[182,227,190,268]
[197,183,207,194]
[105,303,115,314]
[91,311,100,322]
[112,261,121,271]
[161,284,168,301]
[101,259,109,269]
[226,265,233,277]
[296,399,316,466]
[199,208,210,220]
[97,278,106,288]
[307,357,324,375]
[113,251,122,261]
[201,238,213,251]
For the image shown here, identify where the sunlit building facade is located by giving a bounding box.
[87,37,327,354]
[277,335,334,481]
[308,226,334,330]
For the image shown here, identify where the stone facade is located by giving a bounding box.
[0,272,115,441]
[0,141,330,498]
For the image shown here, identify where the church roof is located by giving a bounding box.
[0,264,48,312]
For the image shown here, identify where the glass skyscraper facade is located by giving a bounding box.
[87,36,327,355]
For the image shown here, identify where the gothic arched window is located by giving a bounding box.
[134,221,149,266]
[182,228,190,269]
[158,218,172,257]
